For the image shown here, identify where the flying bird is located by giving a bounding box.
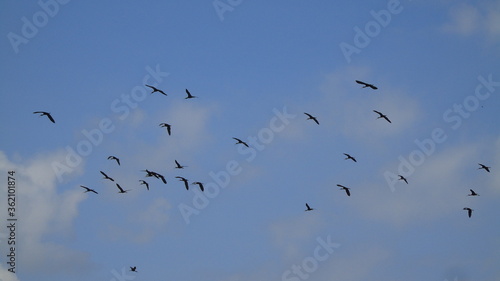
[150,171,167,184]
[100,171,114,182]
[130,266,138,272]
[192,181,204,192]
[355,80,378,90]
[337,184,351,196]
[463,207,473,218]
[468,189,479,196]
[145,84,167,96]
[478,163,491,173]
[174,160,186,169]
[343,153,357,162]
[373,110,391,123]
[107,156,120,166]
[33,111,55,123]
[305,203,314,211]
[139,180,149,191]
[398,175,408,184]
[80,185,98,194]
[185,89,197,99]
[233,137,249,148]
[115,183,130,193]
[142,169,156,177]
[159,123,171,135]
[304,112,319,125]
[176,176,189,190]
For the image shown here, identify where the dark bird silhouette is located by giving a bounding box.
[33,111,55,123]
[304,112,319,125]
[463,207,473,218]
[130,266,138,272]
[115,183,130,193]
[355,80,378,90]
[176,176,189,190]
[142,169,156,177]
[159,123,171,135]
[192,181,204,192]
[151,171,167,184]
[174,160,186,169]
[139,180,149,191]
[478,163,491,173]
[373,110,391,123]
[80,185,98,194]
[337,184,351,196]
[185,89,197,99]
[145,84,167,96]
[343,153,357,162]
[233,137,249,147]
[100,171,114,182]
[468,189,479,196]
[305,203,314,211]
[398,175,408,184]
[107,155,120,166]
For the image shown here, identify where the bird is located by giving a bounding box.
[233,137,249,147]
[130,266,138,272]
[468,189,479,196]
[337,184,351,196]
[150,171,167,184]
[80,185,98,194]
[463,207,473,218]
[343,153,357,162]
[115,183,130,193]
[159,123,171,135]
[355,80,378,90]
[176,176,189,190]
[145,84,167,96]
[33,111,55,123]
[142,169,156,177]
[398,175,408,184]
[100,171,114,182]
[478,163,491,173]
[373,110,391,123]
[174,160,186,169]
[304,112,319,125]
[139,180,149,191]
[305,203,314,211]
[185,89,197,99]
[107,155,120,166]
[192,181,204,192]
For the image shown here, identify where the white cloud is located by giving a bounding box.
[0,265,21,281]
[441,1,500,39]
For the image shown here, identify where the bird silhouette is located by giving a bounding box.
[304,112,319,125]
[373,110,391,123]
[150,171,167,184]
[142,169,156,177]
[130,266,138,272]
[233,137,249,147]
[107,156,120,166]
[398,175,408,184]
[305,203,314,211]
[337,184,351,196]
[33,111,55,123]
[80,185,98,194]
[463,207,473,218]
[115,183,130,193]
[468,189,479,196]
[478,163,491,173]
[139,180,149,191]
[343,153,357,162]
[145,84,167,96]
[355,80,378,90]
[185,89,197,99]
[176,176,189,190]
[192,181,204,192]
[174,160,186,169]
[159,123,171,135]
[100,171,114,182]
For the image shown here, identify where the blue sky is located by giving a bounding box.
[1,1,499,281]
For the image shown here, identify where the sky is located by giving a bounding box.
[0,0,499,280]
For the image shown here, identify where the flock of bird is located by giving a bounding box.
[32,79,492,274]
